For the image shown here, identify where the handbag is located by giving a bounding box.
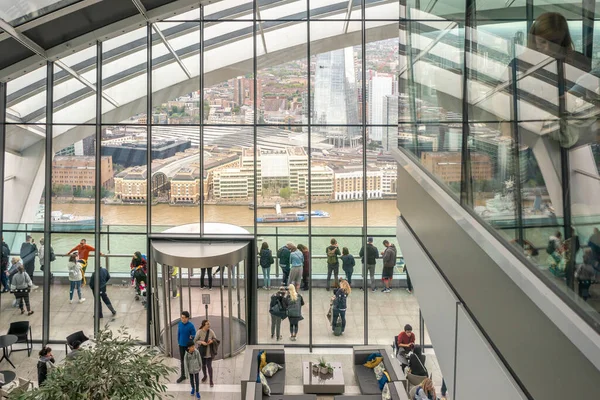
[326,303,333,323]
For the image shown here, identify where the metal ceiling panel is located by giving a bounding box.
[0,37,36,70]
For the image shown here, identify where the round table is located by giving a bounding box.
[0,335,18,369]
[0,370,16,387]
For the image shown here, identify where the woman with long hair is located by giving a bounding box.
[411,377,437,400]
[340,247,355,285]
[11,264,33,315]
[285,284,304,341]
[37,346,55,387]
[259,242,274,290]
[297,244,310,291]
[269,286,288,340]
[331,279,351,335]
[194,319,217,387]
[528,12,574,58]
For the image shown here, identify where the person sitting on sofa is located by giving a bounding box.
[412,377,437,400]
[407,346,428,377]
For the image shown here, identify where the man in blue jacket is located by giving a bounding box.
[177,311,196,383]
[89,265,117,319]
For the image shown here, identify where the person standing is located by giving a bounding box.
[37,347,55,387]
[194,319,217,387]
[269,286,288,340]
[200,265,213,290]
[20,235,38,283]
[89,265,117,319]
[176,311,196,384]
[67,255,85,304]
[277,244,291,286]
[38,237,55,274]
[184,341,202,398]
[359,237,379,292]
[288,243,304,291]
[285,284,304,341]
[381,240,397,293]
[11,264,34,315]
[67,238,103,286]
[170,265,180,297]
[1,237,10,293]
[340,247,355,285]
[325,238,341,291]
[298,244,310,291]
[331,279,351,335]
[259,242,274,290]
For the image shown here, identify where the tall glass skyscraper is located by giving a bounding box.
[313,47,360,147]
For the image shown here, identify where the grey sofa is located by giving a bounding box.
[241,345,287,398]
[245,382,317,400]
[333,381,409,400]
[332,346,408,400]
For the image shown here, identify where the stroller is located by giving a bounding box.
[132,264,148,307]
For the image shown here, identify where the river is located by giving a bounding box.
[37,200,400,273]
[52,199,399,229]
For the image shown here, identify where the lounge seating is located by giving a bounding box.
[333,381,409,400]
[241,345,286,399]
[245,382,317,400]
[0,377,33,398]
[65,330,89,355]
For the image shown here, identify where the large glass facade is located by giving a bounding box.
[398,0,600,329]
[0,0,408,347]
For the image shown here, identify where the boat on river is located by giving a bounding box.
[256,213,305,223]
[35,208,100,231]
[295,210,330,218]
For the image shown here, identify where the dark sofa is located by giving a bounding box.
[333,347,409,400]
[245,382,317,400]
[241,346,286,398]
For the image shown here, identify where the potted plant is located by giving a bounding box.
[11,327,176,400]
[327,363,334,374]
[317,357,329,375]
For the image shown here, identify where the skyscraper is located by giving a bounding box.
[313,48,361,147]
[382,95,399,152]
[369,75,393,141]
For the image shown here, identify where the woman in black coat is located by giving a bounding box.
[269,286,288,340]
[37,347,55,386]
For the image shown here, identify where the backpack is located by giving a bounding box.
[333,316,343,336]
[327,247,337,264]
[546,240,556,255]
[49,247,56,262]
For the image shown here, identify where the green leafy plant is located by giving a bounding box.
[317,356,328,367]
[10,327,176,400]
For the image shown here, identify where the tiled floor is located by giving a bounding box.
[1,346,443,399]
[0,282,443,398]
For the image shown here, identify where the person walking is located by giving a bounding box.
[259,242,274,290]
[20,235,38,283]
[277,244,291,286]
[184,341,202,398]
[11,264,34,315]
[194,319,217,387]
[340,247,355,285]
[298,244,310,291]
[170,265,180,297]
[285,284,304,341]
[67,238,103,286]
[269,286,288,340]
[1,237,10,293]
[359,237,379,292]
[89,265,117,318]
[381,240,397,293]
[67,254,85,304]
[331,279,351,335]
[325,238,341,291]
[288,243,304,291]
[37,346,55,387]
[176,311,196,383]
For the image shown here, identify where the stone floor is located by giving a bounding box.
[0,281,443,398]
[1,345,444,399]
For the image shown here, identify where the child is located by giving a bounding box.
[37,346,55,387]
[184,341,202,398]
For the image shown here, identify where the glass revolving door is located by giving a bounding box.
[150,239,250,360]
